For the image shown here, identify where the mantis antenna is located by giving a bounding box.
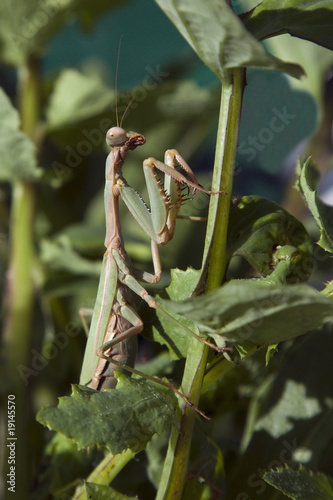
[120,95,135,128]
[114,38,136,128]
[115,37,122,127]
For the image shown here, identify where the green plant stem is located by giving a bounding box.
[72,449,135,499]
[156,342,209,500]
[4,183,35,376]
[202,68,246,291]
[3,57,40,376]
[3,57,40,499]
[157,68,245,500]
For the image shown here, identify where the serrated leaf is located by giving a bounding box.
[84,482,136,500]
[296,158,333,253]
[263,466,333,500]
[228,195,313,282]
[242,0,333,51]
[154,0,304,80]
[158,281,333,345]
[37,376,178,454]
[166,267,200,300]
[46,69,115,131]
[0,88,41,181]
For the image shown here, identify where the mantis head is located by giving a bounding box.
[106,127,128,147]
[106,127,146,150]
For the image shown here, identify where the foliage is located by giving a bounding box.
[37,377,178,454]
[0,89,41,181]
[263,466,333,499]
[1,0,333,499]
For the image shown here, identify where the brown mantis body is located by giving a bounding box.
[80,127,223,402]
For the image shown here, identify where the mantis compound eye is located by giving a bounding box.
[106,127,128,147]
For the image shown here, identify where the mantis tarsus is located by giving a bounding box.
[79,126,224,411]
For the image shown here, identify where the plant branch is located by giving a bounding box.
[156,68,245,500]
[198,68,246,292]
[2,56,40,500]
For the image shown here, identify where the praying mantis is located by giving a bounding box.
[79,125,224,398]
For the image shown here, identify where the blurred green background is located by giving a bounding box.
[1,2,333,499]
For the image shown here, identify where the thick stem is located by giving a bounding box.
[157,342,209,500]
[157,68,245,500]
[207,68,245,289]
[200,68,246,292]
[2,57,40,500]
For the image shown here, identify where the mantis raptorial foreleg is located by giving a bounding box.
[79,126,225,401]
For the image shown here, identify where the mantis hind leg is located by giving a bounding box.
[92,304,142,390]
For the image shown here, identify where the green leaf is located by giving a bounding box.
[242,0,333,51]
[158,281,333,345]
[46,69,115,131]
[154,0,304,80]
[165,267,200,300]
[40,432,97,497]
[256,379,322,439]
[157,80,212,118]
[0,0,125,65]
[57,223,104,253]
[148,268,202,359]
[135,352,176,379]
[36,376,178,454]
[40,236,102,276]
[263,466,333,500]
[225,325,333,498]
[228,195,313,282]
[0,88,41,181]
[84,482,136,500]
[0,0,75,65]
[251,324,333,440]
[296,158,333,253]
